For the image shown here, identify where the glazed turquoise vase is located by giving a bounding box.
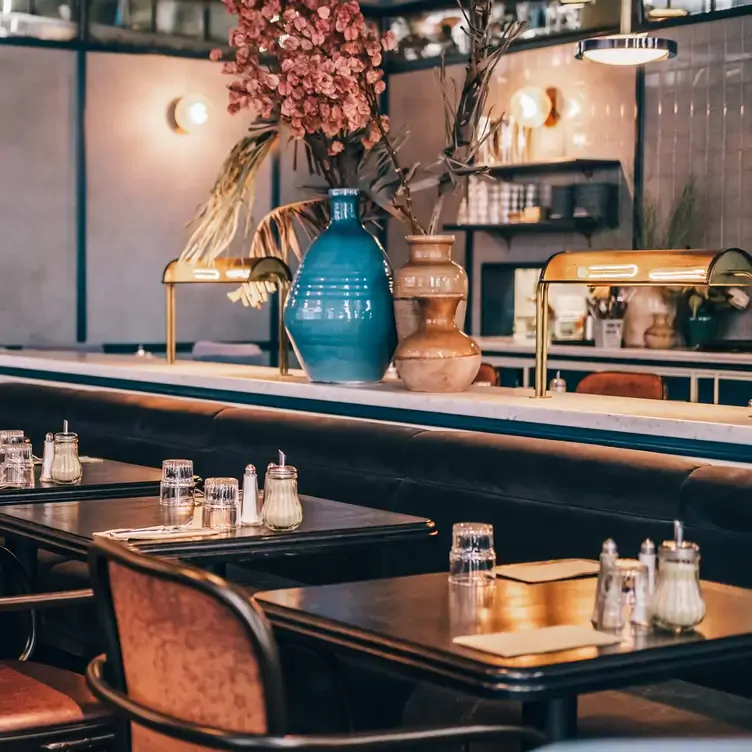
[283,189,397,384]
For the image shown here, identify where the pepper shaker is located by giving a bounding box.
[591,538,618,626]
[240,464,263,527]
[40,432,55,482]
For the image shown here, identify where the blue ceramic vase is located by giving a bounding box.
[283,189,397,384]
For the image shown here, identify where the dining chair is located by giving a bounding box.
[575,372,667,400]
[474,362,500,386]
[0,545,114,751]
[86,537,547,750]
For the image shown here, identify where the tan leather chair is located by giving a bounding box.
[474,362,500,386]
[86,538,544,751]
[0,546,113,750]
[576,372,667,401]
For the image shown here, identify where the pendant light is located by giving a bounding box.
[575,0,677,66]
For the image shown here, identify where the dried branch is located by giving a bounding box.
[180,121,279,264]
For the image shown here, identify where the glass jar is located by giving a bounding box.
[263,464,303,531]
[651,541,706,633]
[51,432,83,484]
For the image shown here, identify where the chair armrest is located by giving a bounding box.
[87,656,547,750]
[0,588,94,613]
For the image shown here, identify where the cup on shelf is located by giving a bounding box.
[449,522,496,585]
[159,459,196,507]
[203,477,239,531]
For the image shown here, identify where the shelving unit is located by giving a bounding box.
[445,217,600,243]
[457,157,622,336]
[477,158,622,180]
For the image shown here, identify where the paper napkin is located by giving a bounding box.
[453,625,621,658]
[494,559,600,583]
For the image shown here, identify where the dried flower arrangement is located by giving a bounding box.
[181,0,523,304]
[181,0,403,305]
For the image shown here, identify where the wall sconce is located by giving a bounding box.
[169,95,210,134]
[575,0,677,65]
[509,86,559,129]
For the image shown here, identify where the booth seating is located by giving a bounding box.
[0,381,750,699]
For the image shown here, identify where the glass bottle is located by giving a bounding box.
[651,524,705,633]
[51,432,83,484]
[263,460,303,531]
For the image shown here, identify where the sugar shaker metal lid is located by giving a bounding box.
[266,449,296,479]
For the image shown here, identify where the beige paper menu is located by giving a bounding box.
[454,625,622,658]
[494,559,600,583]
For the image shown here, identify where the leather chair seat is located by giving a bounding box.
[0,660,110,733]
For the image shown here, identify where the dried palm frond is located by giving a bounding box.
[180,120,279,264]
[229,198,330,307]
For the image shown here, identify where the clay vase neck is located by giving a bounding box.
[406,235,454,264]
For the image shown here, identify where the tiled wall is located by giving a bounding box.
[643,15,752,249]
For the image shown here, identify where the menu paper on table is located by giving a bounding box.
[494,559,600,583]
[453,625,622,658]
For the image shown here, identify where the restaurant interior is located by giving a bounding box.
[1,0,752,749]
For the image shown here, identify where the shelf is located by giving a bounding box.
[475,158,621,179]
[445,217,599,235]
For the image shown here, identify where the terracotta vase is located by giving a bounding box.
[644,313,676,350]
[394,235,468,341]
[394,296,481,393]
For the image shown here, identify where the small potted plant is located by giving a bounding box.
[684,287,750,348]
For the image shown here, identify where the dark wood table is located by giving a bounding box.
[0,495,435,564]
[0,460,161,504]
[255,572,752,742]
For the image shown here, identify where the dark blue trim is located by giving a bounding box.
[268,153,282,368]
[74,47,87,342]
[1,365,750,464]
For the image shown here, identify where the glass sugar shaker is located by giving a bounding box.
[51,424,83,485]
[651,520,706,633]
[262,450,303,531]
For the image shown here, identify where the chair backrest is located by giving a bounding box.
[575,371,667,400]
[474,363,500,386]
[88,537,286,751]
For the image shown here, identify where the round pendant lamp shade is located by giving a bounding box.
[575,34,677,65]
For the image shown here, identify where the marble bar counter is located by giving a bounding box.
[2,350,752,464]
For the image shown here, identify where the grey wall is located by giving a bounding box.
[0,46,77,346]
[0,47,272,348]
[86,52,272,345]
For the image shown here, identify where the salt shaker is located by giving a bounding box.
[263,451,303,531]
[549,371,567,393]
[651,520,706,633]
[51,421,83,484]
[591,538,618,626]
[40,432,55,482]
[639,538,656,596]
[240,464,263,527]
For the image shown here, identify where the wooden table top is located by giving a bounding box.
[255,572,752,700]
[0,459,161,504]
[0,495,435,561]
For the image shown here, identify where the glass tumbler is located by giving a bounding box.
[202,477,239,531]
[595,558,649,630]
[448,522,496,585]
[0,431,26,465]
[3,443,35,488]
[160,459,196,507]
